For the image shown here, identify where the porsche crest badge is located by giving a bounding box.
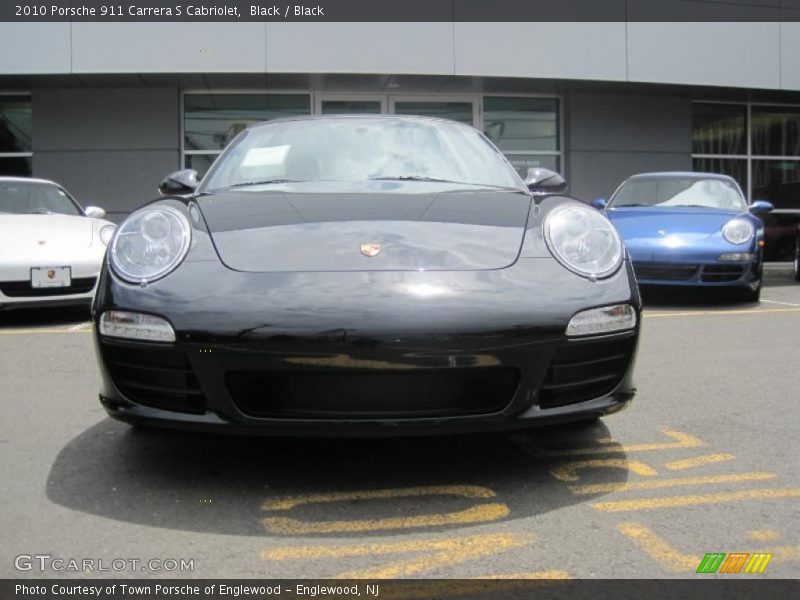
[360,243,381,257]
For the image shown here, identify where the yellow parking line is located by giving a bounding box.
[519,428,705,458]
[618,521,700,572]
[644,307,800,318]
[570,471,776,495]
[592,488,800,512]
[550,459,658,482]
[665,453,735,471]
[262,503,509,535]
[748,530,781,542]
[261,485,496,511]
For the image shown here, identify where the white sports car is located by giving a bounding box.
[0,177,115,310]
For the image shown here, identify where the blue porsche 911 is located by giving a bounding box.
[593,172,773,301]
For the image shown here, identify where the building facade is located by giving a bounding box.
[1,18,799,257]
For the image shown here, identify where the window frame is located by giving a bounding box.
[181,90,563,180]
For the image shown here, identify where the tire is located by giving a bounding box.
[794,247,800,282]
[740,284,761,303]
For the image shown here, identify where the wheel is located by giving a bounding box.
[794,244,800,282]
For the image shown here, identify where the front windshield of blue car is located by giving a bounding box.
[609,176,747,211]
[202,117,526,193]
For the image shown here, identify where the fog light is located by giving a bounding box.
[566,304,637,337]
[718,253,753,261]
[99,311,175,342]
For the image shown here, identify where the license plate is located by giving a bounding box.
[31,267,71,288]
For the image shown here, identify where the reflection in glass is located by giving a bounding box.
[0,180,81,215]
[692,157,747,194]
[692,103,746,155]
[185,154,218,179]
[483,97,559,153]
[321,100,382,115]
[393,102,474,125]
[610,175,746,211]
[184,94,311,151]
[752,160,800,209]
[751,106,800,157]
[504,154,560,179]
[0,156,32,177]
[0,95,32,153]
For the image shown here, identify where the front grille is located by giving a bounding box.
[102,342,207,414]
[538,335,636,409]
[701,264,744,283]
[226,367,520,419]
[0,277,96,297]
[633,263,698,282]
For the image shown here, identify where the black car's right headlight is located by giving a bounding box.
[109,206,191,284]
[543,204,623,279]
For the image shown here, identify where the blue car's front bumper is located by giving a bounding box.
[631,259,761,289]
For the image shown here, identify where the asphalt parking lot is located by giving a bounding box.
[1,266,798,580]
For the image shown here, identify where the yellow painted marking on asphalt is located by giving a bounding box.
[570,471,777,495]
[262,503,509,534]
[592,488,800,512]
[471,571,570,579]
[748,529,781,542]
[262,533,534,580]
[665,453,736,471]
[335,533,528,579]
[261,485,497,511]
[550,458,657,482]
[644,307,800,318]
[519,428,705,458]
[618,521,700,572]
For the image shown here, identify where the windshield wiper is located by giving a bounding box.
[30,209,56,215]
[229,178,301,188]
[614,203,650,208]
[369,176,460,184]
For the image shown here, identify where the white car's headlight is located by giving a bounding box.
[543,204,623,279]
[109,206,191,283]
[722,218,754,245]
[99,224,116,245]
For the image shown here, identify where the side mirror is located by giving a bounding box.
[523,167,567,194]
[591,198,608,210]
[749,200,774,215]
[84,206,106,219]
[159,169,198,196]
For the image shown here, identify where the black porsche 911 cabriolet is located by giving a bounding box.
[93,115,640,436]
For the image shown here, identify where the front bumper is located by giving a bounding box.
[632,260,761,289]
[93,257,640,436]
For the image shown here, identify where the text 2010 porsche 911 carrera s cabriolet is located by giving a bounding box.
[92,115,640,436]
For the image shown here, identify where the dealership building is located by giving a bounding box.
[1,14,799,255]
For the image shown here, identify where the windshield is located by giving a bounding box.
[0,181,81,215]
[609,176,746,211]
[202,117,526,193]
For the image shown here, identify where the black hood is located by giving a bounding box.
[196,188,532,272]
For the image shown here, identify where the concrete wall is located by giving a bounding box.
[1,18,799,91]
[31,88,181,219]
[565,92,693,201]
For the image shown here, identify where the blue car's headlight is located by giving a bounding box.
[544,204,623,279]
[109,206,191,283]
[722,218,754,245]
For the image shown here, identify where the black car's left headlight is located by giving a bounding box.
[109,206,191,283]
[544,204,623,279]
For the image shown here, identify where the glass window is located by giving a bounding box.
[692,103,746,155]
[752,159,800,209]
[203,117,524,192]
[321,100,382,115]
[0,95,32,153]
[184,94,311,151]
[0,180,80,215]
[393,101,474,125]
[483,97,559,153]
[504,154,560,179]
[185,154,218,179]
[692,157,747,194]
[610,175,746,211]
[751,106,800,157]
[0,156,32,177]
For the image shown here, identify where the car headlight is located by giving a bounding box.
[543,204,623,279]
[109,206,191,283]
[99,224,115,246]
[722,218,754,245]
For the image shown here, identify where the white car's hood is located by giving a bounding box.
[0,214,94,251]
